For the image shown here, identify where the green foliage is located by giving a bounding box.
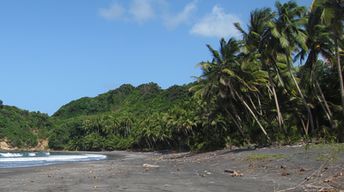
[0,105,51,148]
[3,0,343,152]
[48,83,196,151]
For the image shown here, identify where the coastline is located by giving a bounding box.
[0,145,343,191]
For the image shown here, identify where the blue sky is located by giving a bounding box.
[0,0,312,115]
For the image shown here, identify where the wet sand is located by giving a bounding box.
[0,145,343,192]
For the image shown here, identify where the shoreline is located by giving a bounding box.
[0,145,343,191]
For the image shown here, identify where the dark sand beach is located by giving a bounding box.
[0,145,343,192]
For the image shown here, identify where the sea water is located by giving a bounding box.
[0,152,106,168]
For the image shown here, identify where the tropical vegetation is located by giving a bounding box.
[0,0,343,151]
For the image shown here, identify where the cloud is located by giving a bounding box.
[99,0,243,39]
[164,0,198,29]
[99,3,126,21]
[190,5,241,38]
[129,0,155,24]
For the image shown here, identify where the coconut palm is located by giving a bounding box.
[235,8,289,135]
[194,38,271,141]
[266,1,316,135]
[296,2,336,130]
[312,0,343,110]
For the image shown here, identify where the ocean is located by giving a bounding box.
[0,151,106,168]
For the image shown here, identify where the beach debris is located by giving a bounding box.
[204,170,212,175]
[224,169,243,177]
[323,179,330,183]
[299,168,306,172]
[280,165,287,169]
[198,173,206,177]
[334,172,343,177]
[281,172,290,176]
[197,170,212,177]
[142,164,160,168]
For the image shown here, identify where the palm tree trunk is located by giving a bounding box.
[335,41,344,141]
[300,118,309,136]
[316,81,332,117]
[257,94,263,115]
[336,43,344,113]
[290,69,315,134]
[315,81,336,129]
[234,91,270,141]
[287,55,315,135]
[225,108,250,144]
[248,95,260,115]
[269,74,286,134]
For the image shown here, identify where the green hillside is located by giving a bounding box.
[53,83,191,119]
[48,83,196,151]
[0,104,51,148]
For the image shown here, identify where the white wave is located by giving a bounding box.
[0,154,107,162]
[0,153,23,157]
[28,153,36,157]
[44,152,50,156]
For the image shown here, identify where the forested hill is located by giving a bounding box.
[0,83,194,151]
[53,83,192,119]
[47,82,197,151]
[0,104,51,148]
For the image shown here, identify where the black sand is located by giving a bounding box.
[0,145,343,192]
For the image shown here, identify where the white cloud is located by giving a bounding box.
[99,3,126,21]
[99,0,244,39]
[164,0,198,29]
[129,0,155,24]
[190,5,241,38]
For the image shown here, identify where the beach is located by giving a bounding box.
[0,145,343,192]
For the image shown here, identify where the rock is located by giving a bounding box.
[143,164,160,168]
[231,171,243,177]
[224,169,235,173]
[323,179,330,183]
[204,170,212,175]
[224,169,243,177]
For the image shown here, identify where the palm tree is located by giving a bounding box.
[235,8,288,135]
[267,1,315,135]
[195,38,271,141]
[311,0,344,140]
[296,2,336,130]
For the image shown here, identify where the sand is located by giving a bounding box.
[0,145,343,192]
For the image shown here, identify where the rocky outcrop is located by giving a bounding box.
[0,140,14,150]
[0,139,49,151]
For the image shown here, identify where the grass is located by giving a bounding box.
[245,153,287,161]
[309,143,344,152]
[310,144,344,163]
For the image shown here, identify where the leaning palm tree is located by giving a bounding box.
[194,38,271,141]
[312,0,344,116]
[267,1,315,135]
[296,2,336,130]
[235,8,289,135]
